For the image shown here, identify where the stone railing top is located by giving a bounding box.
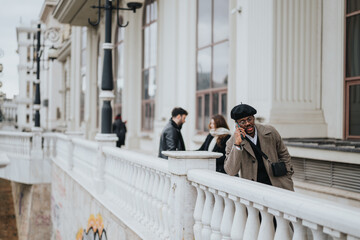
[188,169,360,238]
[162,150,222,159]
[103,146,169,174]
[72,137,98,150]
[0,131,33,137]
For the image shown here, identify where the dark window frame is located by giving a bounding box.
[141,0,157,132]
[345,0,360,139]
[196,0,229,133]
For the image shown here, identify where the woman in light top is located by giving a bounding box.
[198,114,231,174]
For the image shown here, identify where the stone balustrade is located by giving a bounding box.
[0,131,33,157]
[188,169,360,240]
[0,131,50,183]
[2,131,360,240]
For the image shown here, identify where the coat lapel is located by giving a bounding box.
[256,124,272,157]
[242,140,256,160]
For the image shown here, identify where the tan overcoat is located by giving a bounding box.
[224,124,294,191]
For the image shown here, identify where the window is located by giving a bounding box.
[80,27,87,123]
[114,17,125,115]
[345,0,360,139]
[26,81,30,98]
[96,39,102,129]
[196,0,229,132]
[141,0,157,131]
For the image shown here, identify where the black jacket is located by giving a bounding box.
[199,134,231,173]
[113,119,127,147]
[158,119,186,159]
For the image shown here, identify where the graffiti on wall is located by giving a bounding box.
[76,214,107,240]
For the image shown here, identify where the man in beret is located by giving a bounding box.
[224,103,294,191]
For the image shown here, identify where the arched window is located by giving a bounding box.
[114,18,125,115]
[142,0,157,131]
[196,0,229,132]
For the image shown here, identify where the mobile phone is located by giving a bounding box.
[236,122,245,140]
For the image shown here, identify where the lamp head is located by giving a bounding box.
[127,2,143,13]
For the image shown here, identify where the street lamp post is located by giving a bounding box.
[34,23,41,127]
[89,0,142,134]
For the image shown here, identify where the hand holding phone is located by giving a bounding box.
[235,122,246,145]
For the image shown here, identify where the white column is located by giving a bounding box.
[269,0,327,137]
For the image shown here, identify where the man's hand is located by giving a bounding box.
[234,124,246,146]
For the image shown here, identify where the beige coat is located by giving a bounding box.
[224,124,294,191]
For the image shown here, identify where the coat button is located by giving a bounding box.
[252,160,255,163]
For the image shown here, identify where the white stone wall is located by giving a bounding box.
[51,163,141,240]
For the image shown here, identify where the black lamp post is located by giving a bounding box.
[34,23,41,127]
[89,0,142,133]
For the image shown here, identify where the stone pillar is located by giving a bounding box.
[30,127,43,160]
[65,131,84,171]
[162,151,222,240]
[94,133,117,194]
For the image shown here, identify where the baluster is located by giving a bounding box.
[134,166,144,219]
[284,215,307,240]
[161,175,171,239]
[135,167,145,220]
[242,200,260,240]
[269,209,292,240]
[131,164,141,213]
[209,188,224,240]
[156,173,165,237]
[146,170,156,227]
[255,204,274,240]
[140,169,151,224]
[219,192,234,240]
[192,183,205,240]
[229,195,247,240]
[124,162,133,210]
[201,186,214,240]
[150,172,160,232]
[303,221,327,240]
[118,159,127,207]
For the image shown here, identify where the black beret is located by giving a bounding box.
[230,104,257,120]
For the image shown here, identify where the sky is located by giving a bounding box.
[0,0,44,99]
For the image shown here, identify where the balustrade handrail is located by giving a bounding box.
[188,169,360,238]
[0,131,33,137]
[72,137,98,150]
[103,146,169,174]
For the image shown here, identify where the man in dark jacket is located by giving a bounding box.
[113,114,127,148]
[158,107,188,159]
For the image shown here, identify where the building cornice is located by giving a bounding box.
[53,0,96,26]
[40,0,57,23]
[57,39,71,62]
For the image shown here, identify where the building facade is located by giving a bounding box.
[32,0,358,205]
[44,0,359,148]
